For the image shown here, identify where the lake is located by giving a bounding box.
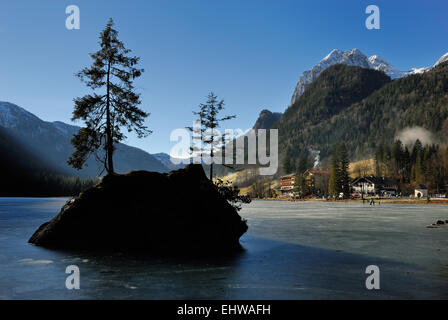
[1,198,448,299]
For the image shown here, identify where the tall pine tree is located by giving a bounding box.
[68,19,150,175]
[329,143,341,196]
[329,143,350,198]
[338,143,350,198]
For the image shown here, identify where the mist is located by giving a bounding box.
[395,126,434,146]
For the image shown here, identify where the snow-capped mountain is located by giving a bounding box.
[367,55,407,79]
[434,52,448,67]
[290,48,445,105]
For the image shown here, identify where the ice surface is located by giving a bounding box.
[0,198,447,299]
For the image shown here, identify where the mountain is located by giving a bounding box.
[289,48,445,105]
[279,64,391,133]
[275,61,448,171]
[0,125,59,176]
[0,125,97,196]
[252,109,283,130]
[152,152,187,170]
[434,52,448,66]
[0,102,169,178]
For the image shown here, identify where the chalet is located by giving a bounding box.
[279,173,295,196]
[414,184,428,198]
[351,176,398,196]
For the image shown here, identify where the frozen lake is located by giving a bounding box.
[1,198,448,299]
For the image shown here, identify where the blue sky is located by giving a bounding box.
[0,0,447,154]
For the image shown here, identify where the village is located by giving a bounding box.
[229,162,448,203]
[235,140,448,203]
[277,170,444,201]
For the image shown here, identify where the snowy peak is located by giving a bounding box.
[323,49,342,60]
[434,52,448,67]
[290,49,446,105]
[290,48,371,104]
[367,55,405,79]
[323,48,370,68]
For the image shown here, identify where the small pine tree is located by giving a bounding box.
[190,92,235,180]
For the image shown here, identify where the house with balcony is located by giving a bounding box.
[279,173,295,197]
[351,176,398,196]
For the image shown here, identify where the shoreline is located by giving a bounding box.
[251,197,448,205]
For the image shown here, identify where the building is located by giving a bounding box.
[304,169,330,194]
[415,184,428,198]
[351,176,398,196]
[279,173,295,196]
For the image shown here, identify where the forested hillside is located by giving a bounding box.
[0,126,97,196]
[275,62,448,173]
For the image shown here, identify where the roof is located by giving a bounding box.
[306,169,330,175]
[416,184,428,190]
[280,174,295,179]
[351,175,397,185]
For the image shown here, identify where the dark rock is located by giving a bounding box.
[252,109,283,130]
[436,220,445,225]
[28,164,248,254]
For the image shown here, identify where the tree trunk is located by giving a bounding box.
[209,129,214,181]
[209,153,213,181]
[106,60,114,174]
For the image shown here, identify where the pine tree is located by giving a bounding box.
[328,143,350,198]
[283,148,296,174]
[296,153,311,174]
[374,143,384,176]
[190,92,235,180]
[329,143,340,196]
[68,19,150,175]
[338,143,350,198]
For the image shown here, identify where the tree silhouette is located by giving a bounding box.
[68,18,150,175]
[189,92,235,180]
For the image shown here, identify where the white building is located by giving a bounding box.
[415,184,428,198]
[351,176,398,196]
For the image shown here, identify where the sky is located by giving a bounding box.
[0,0,447,154]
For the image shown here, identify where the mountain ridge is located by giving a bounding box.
[0,101,169,177]
[290,48,446,105]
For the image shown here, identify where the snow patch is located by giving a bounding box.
[18,258,54,265]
